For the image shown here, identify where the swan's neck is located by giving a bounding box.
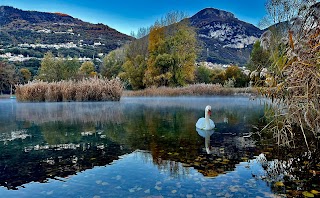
[204,113,210,129]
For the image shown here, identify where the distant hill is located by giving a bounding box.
[189,8,263,66]
[0,6,263,66]
[0,6,133,57]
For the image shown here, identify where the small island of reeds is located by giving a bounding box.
[16,77,123,102]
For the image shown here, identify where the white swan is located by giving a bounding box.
[196,105,215,130]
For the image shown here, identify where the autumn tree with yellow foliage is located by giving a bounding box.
[79,61,96,77]
[120,28,149,90]
[144,12,197,87]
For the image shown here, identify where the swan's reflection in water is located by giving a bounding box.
[196,127,215,154]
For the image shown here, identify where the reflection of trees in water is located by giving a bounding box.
[253,113,320,196]
[16,102,124,124]
[137,150,192,179]
[255,145,320,197]
[103,105,202,178]
[40,122,85,144]
[189,132,260,177]
[100,102,265,178]
[0,97,269,189]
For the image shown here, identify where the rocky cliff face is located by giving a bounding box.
[190,8,263,66]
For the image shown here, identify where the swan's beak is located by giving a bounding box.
[208,110,211,116]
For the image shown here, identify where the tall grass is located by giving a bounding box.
[123,84,256,97]
[16,77,123,102]
[258,5,320,149]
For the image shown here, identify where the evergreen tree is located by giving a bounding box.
[37,52,61,82]
[101,48,125,79]
[247,41,271,71]
[0,61,17,94]
[195,65,212,84]
[61,58,81,80]
[121,55,147,90]
[121,31,149,89]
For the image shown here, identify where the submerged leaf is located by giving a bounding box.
[275,181,285,187]
[302,191,314,197]
[311,190,320,195]
[241,157,248,161]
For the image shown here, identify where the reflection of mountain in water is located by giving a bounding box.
[0,97,267,189]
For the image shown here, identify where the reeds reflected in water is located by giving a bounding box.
[15,102,124,124]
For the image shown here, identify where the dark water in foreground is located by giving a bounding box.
[0,97,318,198]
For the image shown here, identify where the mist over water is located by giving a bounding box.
[0,96,282,197]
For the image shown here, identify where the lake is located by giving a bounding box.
[0,96,318,198]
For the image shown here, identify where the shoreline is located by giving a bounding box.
[122,85,257,97]
[0,94,11,99]
[1,87,258,100]
[2,85,259,100]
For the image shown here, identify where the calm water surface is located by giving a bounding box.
[0,96,282,197]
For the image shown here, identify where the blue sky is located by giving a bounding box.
[0,0,267,35]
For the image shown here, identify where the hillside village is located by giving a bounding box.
[0,6,263,65]
[0,5,271,97]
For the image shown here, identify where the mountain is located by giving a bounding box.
[0,6,263,66]
[0,6,133,58]
[189,8,263,66]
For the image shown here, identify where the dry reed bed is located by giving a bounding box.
[16,78,123,102]
[123,84,257,97]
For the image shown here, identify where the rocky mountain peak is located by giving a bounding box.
[0,5,263,66]
[189,7,263,65]
[190,8,235,27]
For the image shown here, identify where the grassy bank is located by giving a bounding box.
[16,77,123,102]
[123,84,257,97]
